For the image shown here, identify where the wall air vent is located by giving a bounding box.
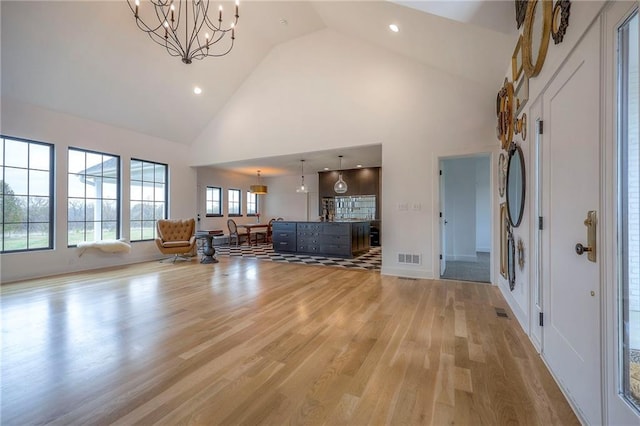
[397,253,422,265]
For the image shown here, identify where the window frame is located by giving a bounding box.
[228,188,242,217]
[246,191,258,217]
[67,147,121,247]
[129,158,168,242]
[617,8,640,415]
[0,135,55,253]
[205,186,223,217]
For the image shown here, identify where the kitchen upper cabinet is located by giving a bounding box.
[318,167,381,204]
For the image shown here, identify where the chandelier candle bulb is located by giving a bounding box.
[235,0,239,17]
[219,5,222,22]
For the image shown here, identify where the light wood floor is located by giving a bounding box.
[1,257,578,425]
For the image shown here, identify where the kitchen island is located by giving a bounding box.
[272,221,370,258]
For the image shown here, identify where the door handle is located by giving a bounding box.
[575,210,596,262]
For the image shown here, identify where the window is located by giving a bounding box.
[247,191,258,216]
[618,9,639,413]
[206,186,222,216]
[0,136,54,252]
[228,189,241,216]
[68,148,120,246]
[130,159,167,241]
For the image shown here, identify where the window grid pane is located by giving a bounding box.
[130,159,167,241]
[247,192,258,215]
[228,189,241,216]
[1,136,53,253]
[206,186,222,216]
[67,148,120,246]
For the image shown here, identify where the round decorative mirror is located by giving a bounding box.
[522,0,552,78]
[506,144,526,227]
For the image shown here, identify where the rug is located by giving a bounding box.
[213,243,381,271]
[440,252,490,283]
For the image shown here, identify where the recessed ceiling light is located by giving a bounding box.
[356,164,363,168]
[324,167,329,171]
[389,24,399,33]
[193,86,202,95]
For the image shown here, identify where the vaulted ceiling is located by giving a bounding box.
[1,1,517,174]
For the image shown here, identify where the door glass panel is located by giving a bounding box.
[619,10,639,412]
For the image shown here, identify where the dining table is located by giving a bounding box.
[239,223,269,246]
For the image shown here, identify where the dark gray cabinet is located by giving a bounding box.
[272,221,370,258]
[271,221,296,252]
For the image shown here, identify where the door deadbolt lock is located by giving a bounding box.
[575,243,592,255]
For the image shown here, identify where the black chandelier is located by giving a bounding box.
[127,0,239,64]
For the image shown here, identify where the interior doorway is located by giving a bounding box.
[439,154,491,283]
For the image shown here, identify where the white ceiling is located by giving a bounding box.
[1,1,517,176]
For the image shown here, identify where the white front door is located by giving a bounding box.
[540,19,602,424]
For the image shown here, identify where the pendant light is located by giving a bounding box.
[334,155,348,194]
[250,170,268,194]
[296,160,308,193]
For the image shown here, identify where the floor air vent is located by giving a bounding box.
[495,307,509,318]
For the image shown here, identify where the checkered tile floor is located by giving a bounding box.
[213,243,381,271]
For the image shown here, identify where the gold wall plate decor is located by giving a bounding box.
[551,0,570,44]
[499,153,507,198]
[512,35,523,82]
[498,78,514,150]
[522,0,553,78]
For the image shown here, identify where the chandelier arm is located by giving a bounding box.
[188,2,210,55]
[126,0,166,34]
[142,32,182,57]
[127,0,238,64]
[140,2,187,57]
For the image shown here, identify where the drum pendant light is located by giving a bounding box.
[250,170,268,194]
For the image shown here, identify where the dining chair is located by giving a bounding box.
[227,219,248,246]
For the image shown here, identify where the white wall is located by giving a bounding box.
[191,28,499,278]
[0,100,197,283]
[262,174,319,222]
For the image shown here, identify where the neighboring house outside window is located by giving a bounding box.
[68,148,120,246]
[228,189,241,216]
[1,136,54,252]
[130,159,168,241]
[206,186,222,217]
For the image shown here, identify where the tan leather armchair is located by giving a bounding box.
[155,218,196,262]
